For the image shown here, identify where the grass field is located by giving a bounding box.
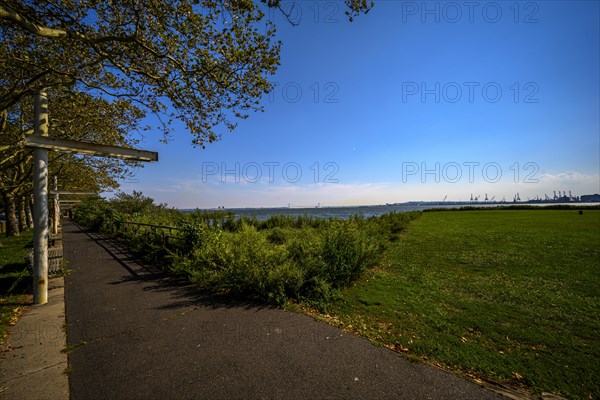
[325,210,599,399]
[0,232,33,347]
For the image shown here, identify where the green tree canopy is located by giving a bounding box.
[0,0,373,235]
[0,0,372,147]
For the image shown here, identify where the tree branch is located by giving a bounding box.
[0,4,136,43]
[0,4,73,38]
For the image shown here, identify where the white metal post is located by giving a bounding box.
[33,92,49,305]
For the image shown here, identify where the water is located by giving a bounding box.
[203,203,521,220]
[230,204,419,220]
[185,202,599,221]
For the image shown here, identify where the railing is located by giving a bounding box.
[118,221,184,247]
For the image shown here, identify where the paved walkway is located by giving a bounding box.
[0,277,69,400]
[62,221,506,400]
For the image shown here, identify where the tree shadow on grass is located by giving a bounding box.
[0,264,31,295]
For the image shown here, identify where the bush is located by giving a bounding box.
[367,211,422,242]
[189,228,232,276]
[131,220,379,305]
[177,221,204,255]
[75,195,422,307]
[321,222,380,288]
[224,225,288,296]
[74,197,123,233]
[266,227,287,244]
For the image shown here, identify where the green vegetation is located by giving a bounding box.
[75,196,600,398]
[75,194,420,306]
[327,210,599,399]
[0,231,33,347]
[61,340,87,354]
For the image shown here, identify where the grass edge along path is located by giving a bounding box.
[316,209,599,400]
[0,231,34,349]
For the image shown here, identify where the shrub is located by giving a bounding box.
[224,225,287,295]
[273,262,305,303]
[75,196,422,307]
[266,227,287,244]
[189,228,232,276]
[177,221,204,255]
[74,197,124,233]
[321,221,380,288]
[366,211,422,242]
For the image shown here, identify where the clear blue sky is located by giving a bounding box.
[117,0,600,208]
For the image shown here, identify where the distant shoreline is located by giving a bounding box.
[178,202,600,221]
[181,201,600,213]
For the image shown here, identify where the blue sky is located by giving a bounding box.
[117,0,600,208]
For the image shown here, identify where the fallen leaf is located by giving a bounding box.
[512,372,524,380]
[393,343,410,353]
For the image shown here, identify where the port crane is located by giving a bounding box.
[513,193,521,202]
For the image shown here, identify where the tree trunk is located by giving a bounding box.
[2,192,19,237]
[18,195,28,232]
[26,195,34,229]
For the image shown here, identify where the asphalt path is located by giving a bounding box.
[63,221,505,400]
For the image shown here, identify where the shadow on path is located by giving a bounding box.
[63,220,505,400]
[76,223,271,312]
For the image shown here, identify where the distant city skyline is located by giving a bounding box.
[114,1,599,209]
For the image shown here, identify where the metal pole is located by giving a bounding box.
[33,92,49,305]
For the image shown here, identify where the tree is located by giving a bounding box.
[111,190,158,216]
[0,88,144,236]
[0,0,372,147]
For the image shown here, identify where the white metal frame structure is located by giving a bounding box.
[25,92,158,304]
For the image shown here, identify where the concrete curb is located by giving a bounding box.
[0,277,69,400]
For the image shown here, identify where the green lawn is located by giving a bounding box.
[328,210,599,399]
[0,232,33,347]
